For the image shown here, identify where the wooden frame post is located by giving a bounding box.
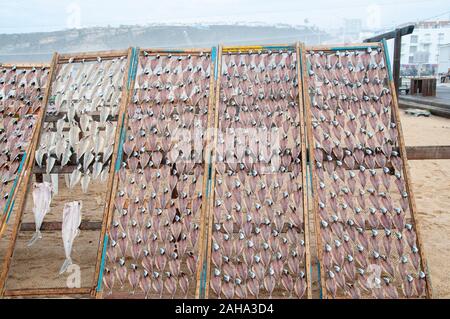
[0,53,59,296]
[381,40,433,298]
[0,63,50,237]
[0,49,133,298]
[91,47,136,297]
[201,44,223,299]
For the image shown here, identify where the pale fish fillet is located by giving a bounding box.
[35,148,45,167]
[55,138,66,161]
[100,106,110,124]
[61,147,72,168]
[93,134,105,155]
[69,165,82,188]
[51,174,59,195]
[92,160,103,180]
[103,144,113,163]
[28,182,52,246]
[80,172,91,193]
[64,173,71,188]
[46,156,56,174]
[77,138,91,162]
[90,121,99,135]
[83,152,94,172]
[59,201,82,274]
[68,125,80,148]
[56,117,65,135]
[105,122,114,140]
[67,107,76,123]
[80,113,91,132]
[100,165,109,182]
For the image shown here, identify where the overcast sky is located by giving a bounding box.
[1,0,449,34]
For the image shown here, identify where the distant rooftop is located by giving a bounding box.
[398,20,450,29]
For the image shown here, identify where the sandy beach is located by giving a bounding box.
[400,111,450,298]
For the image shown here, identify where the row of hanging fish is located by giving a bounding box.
[218,50,299,131]
[306,47,428,298]
[208,49,309,299]
[0,66,48,215]
[29,182,81,274]
[102,52,212,298]
[34,56,127,194]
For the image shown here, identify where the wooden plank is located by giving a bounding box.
[20,221,101,231]
[0,53,59,296]
[44,113,118,123]
[0,63,49,69]
[91,47,135,298]
[57,49,129,63]
[307,42,381,51]
[364,25,415,42]
[300,46,328,299]
[140,48,212,55]
[222,44,294,53]
[381,41,433,298]
[33,163,102,174]
[406,145,450,160]
[3,287,91,297]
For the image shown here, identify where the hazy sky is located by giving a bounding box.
[1,0,449,34]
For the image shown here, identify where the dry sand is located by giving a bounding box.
[0,110,449,298]
[400,111,450,298]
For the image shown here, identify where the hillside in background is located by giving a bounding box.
[0,24,330,63]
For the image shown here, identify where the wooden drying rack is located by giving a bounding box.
[302,41,434,299]
[0,63,50,236]
[0,42,448,299]
[199,43,314,299]
[0,49,133,298]
[91,47,217,299]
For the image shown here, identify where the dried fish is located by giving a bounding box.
[102,51,211,298]
[306,47,427,298]
[59,201,82,274]
[28,182,53,246]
